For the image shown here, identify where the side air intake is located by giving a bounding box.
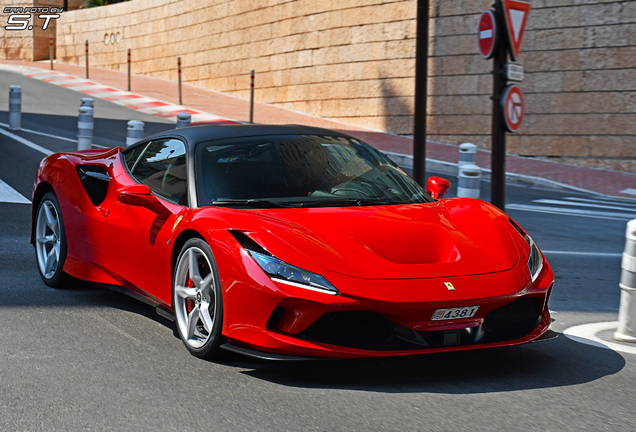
[77,165,110,206]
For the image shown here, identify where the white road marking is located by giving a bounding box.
[0,127,53,156]
[0,179,30,204]
[563,321,636,356]
[620,188,636,196]
[0,122,77,143]
[506,203,636,220]
[542,251,622,257]
[534,199,636,213]
[564,197,636,208]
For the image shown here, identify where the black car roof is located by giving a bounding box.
[144,124,353,145]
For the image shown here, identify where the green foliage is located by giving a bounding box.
[80,0,129,8]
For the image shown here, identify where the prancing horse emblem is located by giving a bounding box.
[444,282,456,291]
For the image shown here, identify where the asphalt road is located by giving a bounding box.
[0,68,634,431]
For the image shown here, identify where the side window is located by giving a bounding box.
[123,143,147,172]
[129,138,188,205]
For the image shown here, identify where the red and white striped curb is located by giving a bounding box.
[23,69,241,126]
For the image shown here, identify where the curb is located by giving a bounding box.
[382,150,602,196]
[17,66,239,125]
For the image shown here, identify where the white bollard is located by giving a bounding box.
[459,143,477,168]
[9,85,21,131]
[457,163,481,199]
[176,112,191,129]
[80,97,94,108]
[615,219,636,342]
[126,120,144,146]
[77,106,93,151]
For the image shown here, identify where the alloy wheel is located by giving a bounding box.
[36,200,62,280]
[174,246,217,349]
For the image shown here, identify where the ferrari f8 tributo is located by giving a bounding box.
[32,124,554,360]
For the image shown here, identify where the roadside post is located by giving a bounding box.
[8,85,21,131]
[457,164,482,199]
[176,112,191,129]
[49,33,53,70]
[178,57,182,105]
[126,120,144,146]
[77,106,93,150]
[615,219,636,343]
[85,40,89,79]
[127,49,131,91]
[249,70,255,123]
[459,143,477,167]
[478,0,530,211]
[80,97,94,108]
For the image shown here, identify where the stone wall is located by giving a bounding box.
[428,0,636,171]
[51,0,636,172]
[56,0,419,133]
[0,0,83,61]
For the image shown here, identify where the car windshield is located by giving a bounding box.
[195,134,433,208]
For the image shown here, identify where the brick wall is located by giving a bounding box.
[52,0,636,172]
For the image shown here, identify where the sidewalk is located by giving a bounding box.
[2,59,636,198]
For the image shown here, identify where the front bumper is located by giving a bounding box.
[215,239,555,359]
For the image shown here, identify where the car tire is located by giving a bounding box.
[173,238,224,359]
[35,191,69,287]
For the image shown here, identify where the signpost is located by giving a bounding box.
[412,0,430,187]
[479,0,530,211]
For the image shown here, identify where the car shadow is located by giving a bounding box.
[10,268,626,396]
[221,336,625,394]
[5,239,625,396]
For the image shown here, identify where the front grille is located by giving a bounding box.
[298,311,395,350]
[483,298,539,334]
[291,299,542,352]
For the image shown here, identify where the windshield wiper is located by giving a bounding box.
[211,199,290,208]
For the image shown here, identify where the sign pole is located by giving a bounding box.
[491,0,508,212]
[412,0,429,187]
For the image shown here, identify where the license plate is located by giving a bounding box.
[431,306,479,321]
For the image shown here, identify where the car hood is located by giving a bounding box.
[209,198,519,280]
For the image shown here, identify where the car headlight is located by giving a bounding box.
[248,250,340,295]
[509,218,544,282]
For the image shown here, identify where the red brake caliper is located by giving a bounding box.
[186,277,196,313]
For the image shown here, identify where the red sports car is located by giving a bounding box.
[32,125,554,360]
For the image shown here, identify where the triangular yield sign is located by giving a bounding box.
[502,0,531,61]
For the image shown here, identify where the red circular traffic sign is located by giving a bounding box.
[501,85,524,132]
[478,10,497,59]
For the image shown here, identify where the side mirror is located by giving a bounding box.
[116,184,172,219]
[426,176,451,200]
